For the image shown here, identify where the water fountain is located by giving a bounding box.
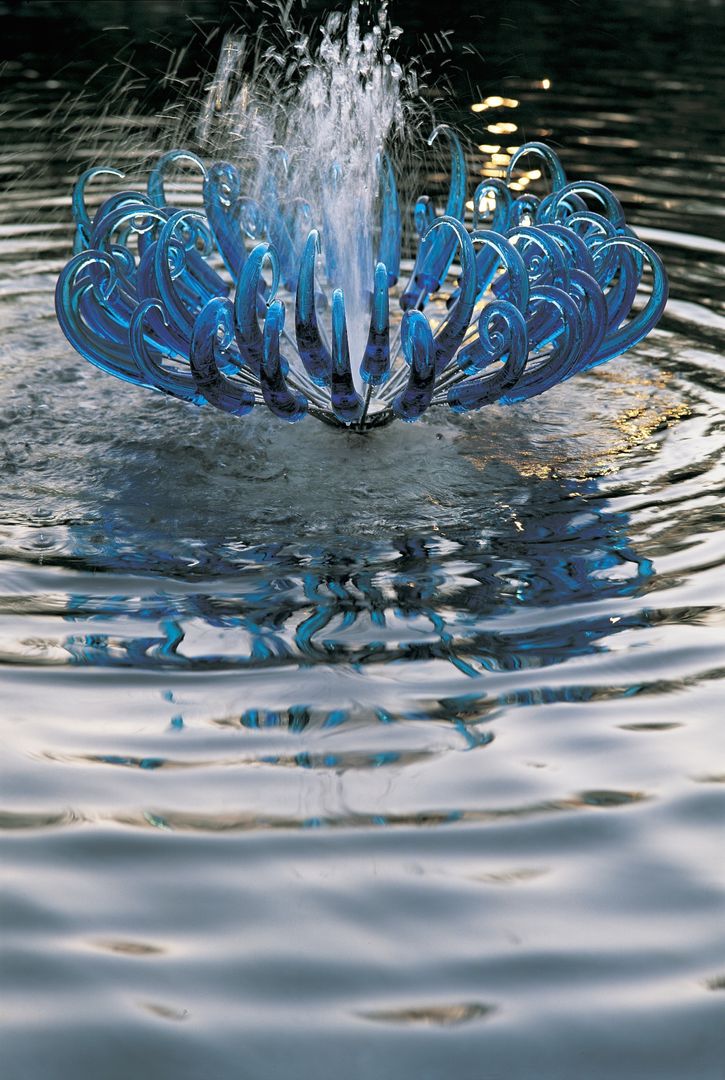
[54,5,668,433]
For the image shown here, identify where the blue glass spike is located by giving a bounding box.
[546,181,626,229]
[189,297,255,417]
[130,299,205,403]
[258,146,298,291]
[505,225,570,290]
[236,197,267,243]
[184,247,230,303]
[565,210,621,298]
[586,235,668,369]
[475,228,527,308]
[148,149,206,208]
[448,301,528,412]
[392,311,436,422]
[90,200,166,254]
[504,285,584,402]
[261,301,308,422]
[75,254,136,336]
[101,239,140,295]
[418,217,477,375]
[377,152,401,286]
[414,196,436,238]
[567,210,616,250]
[72,166,125,250]
[139,209,222,313]
[136,241,196,357]
[91,191,156,235]
[435,124,467,220]
[321,162,343,280]
[55,250,147,386]
[565,212,640,335]
[537,190,587,224]
[505,142,567,193]
[360,262,390,386]
[399,198,435,311]
[447,180,513,309]
[537,222,597,277]
[601,242,641,334]
[510,193,541,227]
[330,289,364,424]
[203,162,247,278]
[286,197,314,281]
[472,178,512,231]
[400,125,466,309]
[234,242,280,377]
[137,212,164,259]
[469,229,530,315]
[294,230,332,386]
[153,210,208,339]
[457,239,528,378]
[568,269,608,368]
[397,195,436,308]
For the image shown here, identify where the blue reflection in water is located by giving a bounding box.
[58,472,654,780]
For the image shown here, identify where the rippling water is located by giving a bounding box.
[2,3,725,1077]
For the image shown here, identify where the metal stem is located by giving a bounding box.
[356,382,373,431]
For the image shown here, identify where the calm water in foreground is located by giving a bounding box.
[1,2,724,1077]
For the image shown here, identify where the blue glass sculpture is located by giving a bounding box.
[56,140,668,431]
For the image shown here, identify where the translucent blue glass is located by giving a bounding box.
[295,230,332,387]
[360,262,391,386]
[56,140,668,431]
[330,290,364,424]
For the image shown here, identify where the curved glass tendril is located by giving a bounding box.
[56,141,668,432]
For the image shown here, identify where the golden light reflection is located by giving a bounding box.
[491,152,511,166]
[477,143,501,153]
[542,78,551,90]
[476,194,497,215]
[460,366,689,483]
[471,95,520,112]
[487,122,518,135]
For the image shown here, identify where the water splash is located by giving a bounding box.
[197,5,412,370]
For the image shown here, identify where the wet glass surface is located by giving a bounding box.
[1,2,724,1077]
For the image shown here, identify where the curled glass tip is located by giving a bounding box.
[56,140,668,433]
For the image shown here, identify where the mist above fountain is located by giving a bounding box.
[55,5,668,432]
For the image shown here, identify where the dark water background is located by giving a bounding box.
[1,2,724,1077]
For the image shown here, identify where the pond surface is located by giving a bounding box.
[1,2,724,1077]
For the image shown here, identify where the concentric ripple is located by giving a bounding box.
[2,5,725,1079]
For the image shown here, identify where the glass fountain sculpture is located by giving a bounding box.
[55,138,668,432]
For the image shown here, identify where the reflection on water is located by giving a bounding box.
[1,2,725,1078]
[5,475,656,682]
